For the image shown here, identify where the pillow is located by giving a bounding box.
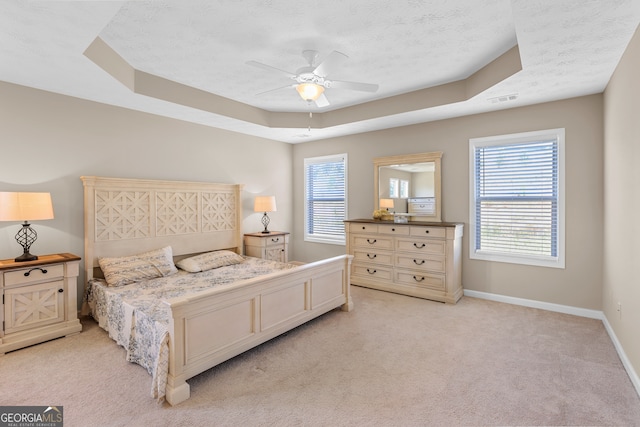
[98,246,178,287]
[176,250,244,273]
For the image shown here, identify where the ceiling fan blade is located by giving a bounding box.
[314,93,330,107]
[313,51,348,77]
[255,84,296,96]
[329,80,379,92]
[246,60,297,79]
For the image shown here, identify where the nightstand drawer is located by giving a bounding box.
[244,233,289,248]
[264,234,287,247]
[4,263,65,287]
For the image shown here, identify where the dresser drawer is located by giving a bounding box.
[378,224,410,236]
[352,263,393,281]
[395,238,446,255]
[409,226,446,239]
[352,235,393,250]
[395,270,446,291]
[395,254,446,273]
[349,223,378,234]
[352,249,393,266]
[3,263,65,287]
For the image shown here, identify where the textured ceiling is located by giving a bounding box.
[1,0,639,143]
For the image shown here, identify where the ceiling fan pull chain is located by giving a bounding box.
[308,111,312,132]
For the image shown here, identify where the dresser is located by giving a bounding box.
[0,253,82,354]
[244,231,289,263]
[345,220,463,303]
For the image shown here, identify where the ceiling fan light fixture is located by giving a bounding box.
[296,83,324,102]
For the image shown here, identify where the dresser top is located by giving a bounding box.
[345,219,463,227]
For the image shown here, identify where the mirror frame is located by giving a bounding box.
[374,151,443,222]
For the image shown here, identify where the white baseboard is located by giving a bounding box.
[463,289,603,319]
[463,289,640,398]
[601,315,640,398]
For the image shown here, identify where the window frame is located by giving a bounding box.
[469,128,565,268]
[303,153,348,245]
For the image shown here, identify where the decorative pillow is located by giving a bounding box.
[98,246,178,287]
[176,250,244,273]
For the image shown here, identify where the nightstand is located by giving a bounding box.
[244,231,289,263]
[0,253,82,354]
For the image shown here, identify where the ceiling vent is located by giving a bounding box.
[488,93,519,103]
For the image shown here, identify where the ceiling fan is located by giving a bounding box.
[246,50,379,107]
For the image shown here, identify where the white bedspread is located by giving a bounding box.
[85,256,296,401]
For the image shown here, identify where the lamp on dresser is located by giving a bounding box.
[0,192,54,262]
[379,198,394,212]
[254,196,277,234]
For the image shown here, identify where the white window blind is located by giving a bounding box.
[304,154,347,245]
[469,129,565,268]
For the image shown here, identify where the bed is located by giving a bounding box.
[81,176,353,405]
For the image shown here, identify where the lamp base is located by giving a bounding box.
[15,252,38,262]
[14,222,39,262]
[261,212,271,234]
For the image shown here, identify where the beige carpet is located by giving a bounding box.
[1,286,639,427]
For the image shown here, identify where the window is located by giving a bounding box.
[399,179,409,198]
[469,129,565,268]
[389,178,399,198]
[304,153,347,245]
[389,178,409,199]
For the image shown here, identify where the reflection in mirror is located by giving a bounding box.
[374,152,442,222]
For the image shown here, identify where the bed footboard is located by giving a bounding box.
[164,254,353,405]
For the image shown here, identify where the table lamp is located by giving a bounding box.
[254,196,276,234]
[0,192,54,262]
[380,198,394,211]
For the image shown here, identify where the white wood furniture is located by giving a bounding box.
[345,219,463,304]
[82,176,352,405]
[0,253,82,355]
[244,231,289,262]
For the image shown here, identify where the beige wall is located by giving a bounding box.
[293,94,604,310]
[603,25,640,380]
[0,82,293,304]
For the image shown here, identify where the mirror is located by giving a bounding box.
[374,152,442,222]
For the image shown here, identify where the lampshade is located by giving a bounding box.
[0,192,54,262]
[379,198,394,209]
[254,196,277,213]
[296,83,324,102]
[0,192,54,221]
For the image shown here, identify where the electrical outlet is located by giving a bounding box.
[617,302,622,319]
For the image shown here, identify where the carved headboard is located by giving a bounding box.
[81,176,243,281]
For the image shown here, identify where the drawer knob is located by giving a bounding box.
[413,275,425,282]
[367,239,377,244]
[366,268,377,274]
[367,254,377,259]
[413,259,425,265]
[24,267,48,277]
[413,243,426,249]
[271,238,280,242]
[425,230,429,234]
[391,228,395,231]
[58,288,64,293]
[362,226,366,230]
